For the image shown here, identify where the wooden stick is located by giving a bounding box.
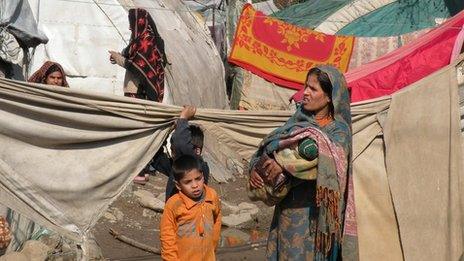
[109,228,266,255]
[217,240,267,253]
[109,228,161,254]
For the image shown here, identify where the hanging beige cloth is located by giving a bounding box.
[0,56,463,260]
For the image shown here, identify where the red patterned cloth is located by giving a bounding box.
[291,11,464,103]
[123,8,166,102]
[229,4,354,90]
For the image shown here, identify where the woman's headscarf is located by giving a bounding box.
[250,65,356,259]
[258,65,351,153]
[28,61,69,87]
[122,8,166,102]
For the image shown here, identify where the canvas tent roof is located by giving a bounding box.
[0,0,48,48]
[346,8,464,101]
[1,0,463,259]
[286,9,464,103]
[273,0,464,36]
[26,0,228,109]
[228,1,462,110]
[0,53,463,259]
[271,0,349,31]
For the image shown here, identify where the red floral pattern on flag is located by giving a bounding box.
[229,4,354,90]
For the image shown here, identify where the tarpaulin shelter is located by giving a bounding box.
[346,9,464,102]
[290,8,464,103]
[228,3,439,110]
[0,0,48,48]
[0,0,48,80]
[0,52,463,260]
[273,0,464,36]
[25,0,228,109]
[227,0,464,111]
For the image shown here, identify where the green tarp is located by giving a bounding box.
[272,0,463,37]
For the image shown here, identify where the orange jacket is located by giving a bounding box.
[160,185,222,261]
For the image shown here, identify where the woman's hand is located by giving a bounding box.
[108,51,125,66]
[249,168,264,189]
[263,158,283,183]
[109,50,117,64]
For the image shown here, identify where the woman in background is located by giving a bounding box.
[109,8,166,102]
[28,61,69,87]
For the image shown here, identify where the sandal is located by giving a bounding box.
[133,174,149,185]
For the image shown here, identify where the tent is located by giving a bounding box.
[0,0,48,80]
[25,0,228,109]
[0,52,463,260]
[273,0,464,36]
[346,9,464,102]
[228,4,355,89]
[0,0,48,48]
[227,2,447,110]
[291,9,464,103]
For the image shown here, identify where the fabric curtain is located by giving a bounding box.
[0,55,463,259]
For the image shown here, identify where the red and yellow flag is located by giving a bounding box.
[229,4,355,90]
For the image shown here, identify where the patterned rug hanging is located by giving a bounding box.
[229,4,355,90]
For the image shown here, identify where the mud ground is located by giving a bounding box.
[92,172,274,260]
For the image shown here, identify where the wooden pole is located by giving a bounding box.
[109,228,267,255]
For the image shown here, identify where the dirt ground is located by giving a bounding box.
[92,172,274,260]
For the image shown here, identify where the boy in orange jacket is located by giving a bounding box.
[160,155,221,260]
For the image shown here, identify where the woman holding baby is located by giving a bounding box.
[248,66,357,261]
